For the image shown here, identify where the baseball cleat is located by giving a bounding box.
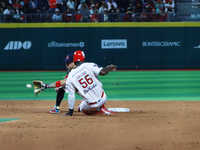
[100,105,117,115]
[49,105,60,114]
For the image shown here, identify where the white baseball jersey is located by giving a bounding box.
[65,62,103,103]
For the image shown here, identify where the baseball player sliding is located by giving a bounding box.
[65,50,117,116]
[33,50,117,116]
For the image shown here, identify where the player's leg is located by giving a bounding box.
[78,91,117,115]
[78,91,106,114]
[49,88,65,114]
[56,88,65,106]
[92,91,117,115]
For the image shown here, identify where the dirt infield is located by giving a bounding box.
[1,100,200,150]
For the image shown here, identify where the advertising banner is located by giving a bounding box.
[0,27,200,70]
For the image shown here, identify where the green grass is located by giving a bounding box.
[0,71,200,101]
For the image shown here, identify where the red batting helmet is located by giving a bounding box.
[73,50,85,62]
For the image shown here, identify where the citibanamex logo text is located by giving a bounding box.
[48,41,85,48]
[101,39,127,49]
[142,41,181,47]
[4,41,32,50]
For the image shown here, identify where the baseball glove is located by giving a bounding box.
[32,80,46,94]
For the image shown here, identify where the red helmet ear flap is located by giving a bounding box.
[73,50,85,62]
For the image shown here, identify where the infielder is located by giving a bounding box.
[65,50,117,116]
[43,54,77,114]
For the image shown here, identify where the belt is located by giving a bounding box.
[88,91,104,105]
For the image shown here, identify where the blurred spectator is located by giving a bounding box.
[94,0,105,10]
[79,1,89,22]
[90,8,100,22]
[144,0,154,12]
[98,2,107,14]
[13,5,24,22]
[0,0,175,23]
[66,0,76,13]
[48,0,57,13]
[108,4,116,13]
[157,7,167,22]
[164,0,174,14]
[107,0,117,11]
[21,0,30,13]
[29,0,39,13]
[79,0,90,6]
[155,0,164,13]
[52,8,62,21]
[131,8,137,22]
[57,0,64,12]
[88,0,96,9]
[90,4,98,16]
[74,10,83,22]
[3,5,14,22]
[20,0,24,6]
[12,0,23,21]
[126,2,135,12]
[114,8,124,22]
[78,0,88,13]
[108,8,124,22]
[149,8,158,22]
[20,0,25,7]
[3,4,14,14]
[0,1,7,13]
[63,7,72,22]
[38,0,49,13]
[138,9,148,22]
[95,0,102,9]
[101,7,108,22]
[13,0,22,11]
[133,0,143,13]
[123,9,132,22]
[108,4,116,22]
[9,0,13,4]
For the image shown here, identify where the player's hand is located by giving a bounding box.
[109,64,117,71]
[65,109,74,116]
[42,83,48,90]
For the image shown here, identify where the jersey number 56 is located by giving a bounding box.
[79,74,93,88]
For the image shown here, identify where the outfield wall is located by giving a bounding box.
[0,22,200,70]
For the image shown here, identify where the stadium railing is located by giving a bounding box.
[1,13,200,23]
[0,13,181,23]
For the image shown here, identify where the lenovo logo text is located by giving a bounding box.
[4,41,32,50]
[101,39,127,49]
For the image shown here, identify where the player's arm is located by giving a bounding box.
[99,64,117,76]
[44,79,66,89]
[45,73,69,89]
